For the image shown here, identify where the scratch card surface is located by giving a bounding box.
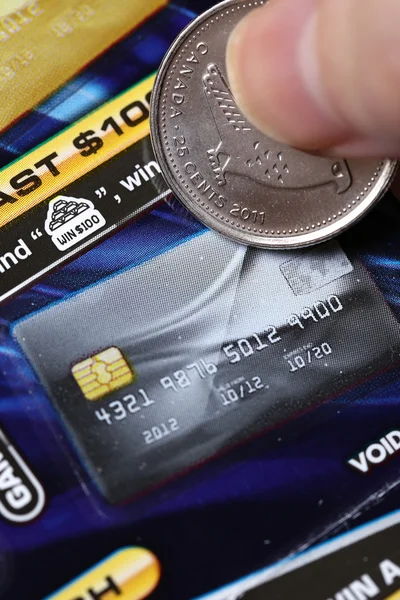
[14,233,400,503]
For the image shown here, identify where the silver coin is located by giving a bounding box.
[150,0,398,249]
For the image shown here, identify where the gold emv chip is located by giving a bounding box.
[72,347,135,401]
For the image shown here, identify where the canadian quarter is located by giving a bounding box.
[150,0,398,249]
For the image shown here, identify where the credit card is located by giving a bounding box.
[0,0,167,132]
[14,234,400,503]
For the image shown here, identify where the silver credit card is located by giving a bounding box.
[14,232,400,503]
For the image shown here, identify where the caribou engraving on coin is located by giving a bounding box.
[203,63,352,194]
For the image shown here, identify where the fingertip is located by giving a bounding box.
[226,0,345,150]
[226,0,400,158]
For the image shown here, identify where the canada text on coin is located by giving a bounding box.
[151,0,397,248]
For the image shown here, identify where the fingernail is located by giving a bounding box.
[226,0,347,150]
[298,12,330,119]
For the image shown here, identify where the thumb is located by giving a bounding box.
[226,0,400,157]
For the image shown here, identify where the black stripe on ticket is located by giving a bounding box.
[0,136,169,303]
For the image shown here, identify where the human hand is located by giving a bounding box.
[226,0,400,157]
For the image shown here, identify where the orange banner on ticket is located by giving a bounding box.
[45,547,161,600]
[0,73,155,227]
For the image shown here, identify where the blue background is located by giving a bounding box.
[1,3,400,599]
